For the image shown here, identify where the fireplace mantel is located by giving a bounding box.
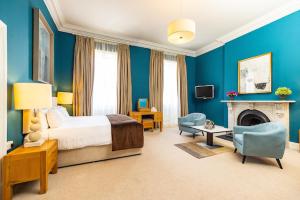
[221,100,295,103]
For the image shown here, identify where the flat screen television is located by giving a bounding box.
[195,85,214,99]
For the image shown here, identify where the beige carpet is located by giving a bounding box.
[13,128,300,200]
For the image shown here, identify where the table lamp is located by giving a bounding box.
[57,92,73,105]
[14,83,52,145]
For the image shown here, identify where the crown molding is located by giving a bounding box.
[195,0,300,56]
[60,23,196,56]
[44,0,197,57]
[44,0,300,58]
[44,0,65,28]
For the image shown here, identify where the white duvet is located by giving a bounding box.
[43,116,112,150]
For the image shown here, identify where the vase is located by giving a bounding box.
[229,96,234,100]
[278,95,288,100]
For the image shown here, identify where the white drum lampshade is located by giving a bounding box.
[168,19,195,44]
[14,83,52,110]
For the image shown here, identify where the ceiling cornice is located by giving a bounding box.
[195,0,300,56]
[44,0,300,58]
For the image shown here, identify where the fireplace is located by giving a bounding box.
[237,109,270,126]
[221,100,295,147]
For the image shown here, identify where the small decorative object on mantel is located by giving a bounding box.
[204,120,215,130]
[275,87,292,100]
[226,91,238,100]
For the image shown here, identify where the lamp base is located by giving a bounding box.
[23,109,33,134]
[24,138,45,148]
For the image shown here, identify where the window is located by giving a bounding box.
[163,55,179,127]
[92,42,118,115]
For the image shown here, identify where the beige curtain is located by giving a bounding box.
[177,55,189,116]
[72,36,95,116]
[117,44,132,115]
[149,50,164,112]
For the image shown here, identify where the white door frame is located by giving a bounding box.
[0,20,7,194]
[0,20,7,156]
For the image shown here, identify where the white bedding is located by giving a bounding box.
[43,115,112,150]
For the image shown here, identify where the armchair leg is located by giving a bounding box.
[234,148,237,153]
[242,156,246,164]
[201,131,204,136]
[193,133,195,139]
[276,159,283,169]
[179,131,182,135]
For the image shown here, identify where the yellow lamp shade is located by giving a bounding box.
[57,92,73,105]
[168,19,195,44]
[14,83,52,110]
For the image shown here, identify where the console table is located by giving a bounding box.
[129,111,163,132]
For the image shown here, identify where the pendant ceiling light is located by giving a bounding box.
[168,19,195,44]
[168,0,195,44]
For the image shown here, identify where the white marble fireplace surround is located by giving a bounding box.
[221,100,296,148]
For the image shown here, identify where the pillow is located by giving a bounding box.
[56,106,70,118]
[37,111,49,131]
[46,108,65,128]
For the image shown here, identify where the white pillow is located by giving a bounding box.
[37,111,49,131]
[56,106,70,118]
[47,108,65,128]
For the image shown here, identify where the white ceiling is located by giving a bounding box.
[47,0,298,55]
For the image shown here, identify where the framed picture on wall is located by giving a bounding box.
[238,52,272,94]
[33,8,54,84]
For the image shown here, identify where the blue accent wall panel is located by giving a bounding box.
[54,31,75,93]
[196,47,225,126]
[130,46,151,111]
[196,11,300,143]
[0,0,59,147]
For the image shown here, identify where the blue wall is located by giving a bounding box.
[0,0,59,147]
[130,46,150,110]
[196,47,225,126]
[196,11,300,143]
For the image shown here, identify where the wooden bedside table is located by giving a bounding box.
[2,139,58,200]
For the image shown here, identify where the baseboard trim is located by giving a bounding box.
[289,142,299,151]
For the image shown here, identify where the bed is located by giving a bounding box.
[41,111,143,167]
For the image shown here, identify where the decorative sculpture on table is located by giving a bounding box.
[24,117,42,143]
[204,120,215,130]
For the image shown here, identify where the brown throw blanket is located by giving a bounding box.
[106,114,144,151]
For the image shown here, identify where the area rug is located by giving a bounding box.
[216,134,233,142]
[175,141,232,159]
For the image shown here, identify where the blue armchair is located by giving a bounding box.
[178,113,206,138]
[233,122,286,169]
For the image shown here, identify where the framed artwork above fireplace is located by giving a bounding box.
[238,52,272,94]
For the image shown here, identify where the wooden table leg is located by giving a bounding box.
[2,156,12,200]
[2,183,12,200]
[206,132,213,146]
[51,161,58,174]
[160,121,163,132]
[40,152,48,194]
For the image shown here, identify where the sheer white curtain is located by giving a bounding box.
[92,42,118,115]
[163,54,179,127]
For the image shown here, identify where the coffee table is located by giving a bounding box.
[191,125,233,146]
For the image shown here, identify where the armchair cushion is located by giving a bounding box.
[181,122,195,127]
